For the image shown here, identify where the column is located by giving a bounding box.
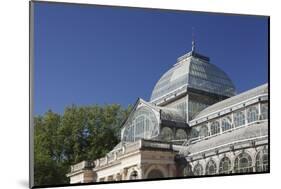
[258,102,261,120]
[219,117,222,134]
[231,112,234,129]
[244,108,248,126]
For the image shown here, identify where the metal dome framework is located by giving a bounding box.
[150,51,236,104]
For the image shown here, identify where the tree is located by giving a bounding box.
[34,111,66,185]
[33,104,131,186]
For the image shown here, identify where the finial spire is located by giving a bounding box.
[192,27,195,52]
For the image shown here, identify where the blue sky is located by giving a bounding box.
[33,2,268,115]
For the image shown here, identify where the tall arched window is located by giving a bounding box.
[175,129,187,140]
[122,107,159,142]
[247,105,259,123]
[161,127,173,141]
[210,121,220,135]
[206,160,217,175]
[234,152,253,173]
[199,125,208,138]
[261,103,268,120]
[219,157,232,174]
[234,111,245,127]
[221,116,232,132]
[193,163,204,176]
[256,148,268,172]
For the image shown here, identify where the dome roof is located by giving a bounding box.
[150,51,236,103]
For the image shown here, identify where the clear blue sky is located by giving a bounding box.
[33,2,268,115]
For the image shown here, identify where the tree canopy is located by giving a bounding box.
[34,104,131,186]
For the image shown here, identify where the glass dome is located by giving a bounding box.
[150,51,236,103]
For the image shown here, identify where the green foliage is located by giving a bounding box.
[34,104,131,186]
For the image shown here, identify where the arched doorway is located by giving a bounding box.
[147,169,164,179]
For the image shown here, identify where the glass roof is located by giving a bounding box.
[150,52,236,102]
[121,106,159,142]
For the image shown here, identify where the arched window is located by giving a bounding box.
[234,111,245,127]
[161,127,173,141]
[256,148,268,172]
[247,105,259,123]
[122,107,159,142]
[190,127,199,139]
[175,129,187,140]
[147,169,164,179]
[193,163,204,176]
[234,152,253,173]
[221,116,232,132]
[199,125,208,138]
[219,157,232,174]
[210,121,220,135]
[261,103,268,120]
[206,160,217,175]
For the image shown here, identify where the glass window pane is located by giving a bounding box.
[256,148,268,172]
[206,160,217,175]
[210,121,220,135]
[234,111,245,127]
[193,164,203,176]
[219,157,231,174]
[175,129,187,140]
[234,152,253,173]
[261,103,268,120]
[199,125,208,138]
[122,107,159,142]
[221,116,232,132]
[161,127,173,141]
[247,105,259,123]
